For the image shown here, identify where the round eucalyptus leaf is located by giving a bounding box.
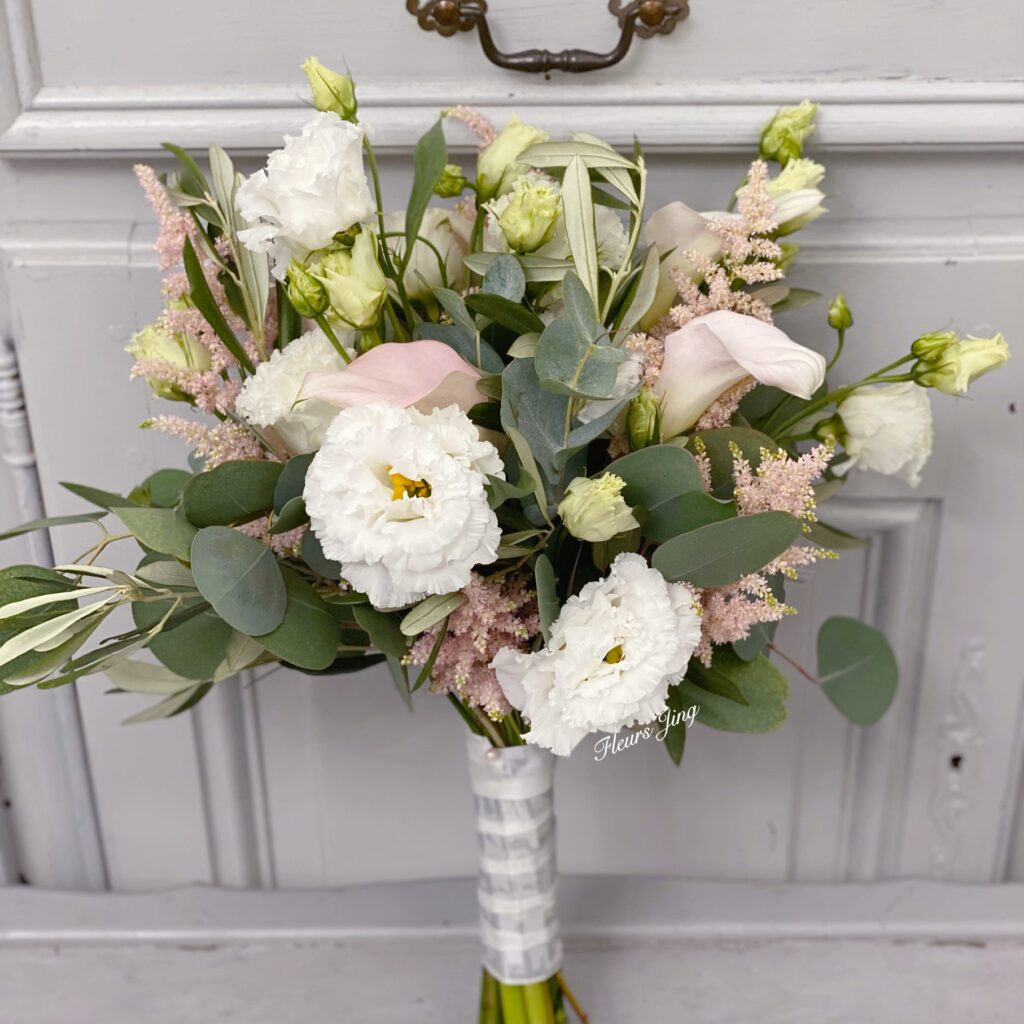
[817,616,898,726]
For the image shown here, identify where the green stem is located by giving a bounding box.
[523,982,556,1024]
[362,135,418,327]
[826,327,845,372]
[500,985,527,1024]
[314,315,353,364]
[479,969,501,1024]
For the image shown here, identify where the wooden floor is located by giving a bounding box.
[2,879,1023,1022]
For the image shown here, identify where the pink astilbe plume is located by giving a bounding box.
[695,377,758,431]
[134,164,196,270]
[442,106,497,146]
[732,441,834,521]
[144,416,266,469]
[410,573,539,718]
[694,440,835,663]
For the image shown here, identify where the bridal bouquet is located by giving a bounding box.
[0,60,1008,1021]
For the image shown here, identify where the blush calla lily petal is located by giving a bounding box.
[299,339,484,415]
[655,310,826,438]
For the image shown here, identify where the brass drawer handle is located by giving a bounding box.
[407,1,688,74]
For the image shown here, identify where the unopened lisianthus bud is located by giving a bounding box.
[915,332,1009,395]
[302,57,357,122]
[477,116,548,200]
[434,163,468,198]
[497,176,561,253]
[286,260,329,318]
[910,329,958,362]
[827,294,853,331]
[759,101,819,166]
[126,322,212,401]
[626,389,662,451]
[312,232,388,330]
[557,474,640,543]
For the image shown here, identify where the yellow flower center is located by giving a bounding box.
[388,469,431,501]
[604,644,625,665]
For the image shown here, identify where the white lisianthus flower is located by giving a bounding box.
[235,327,354,455]
[491,553,701,756]
[126,321,212,401]
[382,208,469,301]
[236,113,374,279]
[304,403,503,609]
[834,382,933,486]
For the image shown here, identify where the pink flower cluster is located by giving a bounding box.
[410,573,539,718]
[693,440,835,664]
[143,415,265,469]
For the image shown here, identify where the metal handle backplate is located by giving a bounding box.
[406,1,688,74]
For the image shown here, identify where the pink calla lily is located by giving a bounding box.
[299,339,484,415]
[655,310,826,438]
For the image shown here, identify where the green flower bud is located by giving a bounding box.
[626,389,662,451]
[357,330,383,354]
[125,322,212,402]
[477,116,549,200]
[434,163,468,198]
[557,474,640,543]
[301,56,357,122]
[497,176,561,253]
[911,329,957,362]
[827,294,853,331]
[312,232,388,330]
[915,332,1010,395]
[759,100,818,166]
[286,260,329,319]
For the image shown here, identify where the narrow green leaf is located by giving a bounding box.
[805,520,869,550]
[534,554,558,643]
[464,252,573,284]
[60,482,138,510]
[182,236,255,373]
[353,605,409,658]
[400,592,468,637]
[465,293,545,335]
[519,140,636,171]
[0,512,106,541]
[405,120,448,257]
[561,157,599,303]
[662,684,690,766]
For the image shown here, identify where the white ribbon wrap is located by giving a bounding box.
[466,733,563,985]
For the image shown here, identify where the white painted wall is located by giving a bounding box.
[0,0,1023,898]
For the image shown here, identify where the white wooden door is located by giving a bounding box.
[1,0,1023,895]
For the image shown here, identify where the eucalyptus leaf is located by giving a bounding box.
[353,605,409,658]
[190,526,287,635]
[270,496,308,535]
[481,254,526,302]
[133,595,232,680]
[256,567,338,670]
[183,460,284,527]
[606,444,703,543]
[686,427,783,500]
[465,292,545,335]
[678,650,789,733]
[300,530,342,580]
[817,617,898,726]
[652,511,801,588]
[464,252,573,284]
[113,507,197,561]
[140,468,193,509]
[274,454,315,513]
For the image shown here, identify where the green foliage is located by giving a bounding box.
[533,553,558,643]
[805,520,868,550]
[732,574,785,661]
[183,460,284,527]
[662,684,691,766]
[133,596,232,681]
[481,254,526,302]
[405,120,448,261]
[652,512,801,588]
[61,482,139,510]
[113,507,197,561]
[190,526,287,635]
[0,512,106,541]
[300,530,342,580]
[0,566,78,630]
[400,592,468,637]
[817,616,898,726]
[607,444,703,542]
[255,567,339,670]
[678,650,789,732]
[465,293,545,336]
[353,605,409,658]
[270,496,308,535]
[138,469,193,508]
